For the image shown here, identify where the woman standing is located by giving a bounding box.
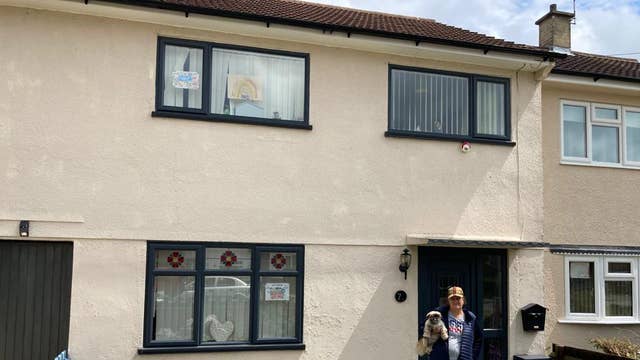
[428,286,483,360]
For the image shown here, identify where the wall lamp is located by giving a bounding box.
[399,248,412,280]
[19,220,29,237]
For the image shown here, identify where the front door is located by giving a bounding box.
[418,247,507,360]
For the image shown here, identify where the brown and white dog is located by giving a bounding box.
[416,311,449,356]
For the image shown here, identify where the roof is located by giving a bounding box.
[103,0,563,58]
[553,52,640,83]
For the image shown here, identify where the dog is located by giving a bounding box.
[416,311,449,356]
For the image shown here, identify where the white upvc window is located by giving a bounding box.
[561,100,640,169]
[564,256,638,323]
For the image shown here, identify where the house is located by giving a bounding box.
[536,5,640,351]
[0,1,636,359]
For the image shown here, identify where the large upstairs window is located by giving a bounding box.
[386,65,511,144]
[154,37,310,129]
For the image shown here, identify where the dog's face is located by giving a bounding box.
[426,311,442,324]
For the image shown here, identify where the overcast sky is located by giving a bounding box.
[310,0,640,60]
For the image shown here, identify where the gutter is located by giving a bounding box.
[551,69,640,85]
[94,0,566,61]
[545,73,640,92]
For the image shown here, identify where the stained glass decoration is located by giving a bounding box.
[167,251,185,268]
[220,250,238,268]
[271,253,287,270]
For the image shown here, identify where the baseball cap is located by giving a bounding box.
[448,286,464,299]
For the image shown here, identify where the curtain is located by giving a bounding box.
[626,111,640,162]
[258,276,297,339]
[154,276,195,341]
[202,276,251,342]
[592,125,619,163]
[563,104,587,158]
[390,69,468,135]
[211,48,305,121]
[569,262,595,313]
[476,81,505,136]
[163,45,203,109]
[605,281,632,316]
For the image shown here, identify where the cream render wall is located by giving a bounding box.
[0,5,545,360]
[542,83,640,349]
[542,83,640,247]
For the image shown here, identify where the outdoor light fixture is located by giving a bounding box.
[19,220,29,237]
[399,248,411,280]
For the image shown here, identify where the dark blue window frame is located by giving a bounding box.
[153,37,312,130]
[140,242,305,354]
[385,64,513,146]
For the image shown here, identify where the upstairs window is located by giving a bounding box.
[154,37,310,129]
[561,100,640,168]
[387,65,511,143]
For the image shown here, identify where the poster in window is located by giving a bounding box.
[570,262,591,279]
[265,283,290,301]
[227,75,263,101]
[172,71,200,89]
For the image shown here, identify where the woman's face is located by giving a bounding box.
[448,295,464,311]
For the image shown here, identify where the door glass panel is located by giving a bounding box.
[484,336,504,360]
[481,255,503,329]
[438,275,460,306]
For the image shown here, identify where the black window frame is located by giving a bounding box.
[385,64,513,146]
[153,37,311,130]
[141,242,305,354]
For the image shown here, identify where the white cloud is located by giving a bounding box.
[308,0,640,59]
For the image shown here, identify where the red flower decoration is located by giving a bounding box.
[220,250,238,267]
[167,251,185,268]
[271,253,287,269]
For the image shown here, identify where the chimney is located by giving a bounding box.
[535,4,575,53]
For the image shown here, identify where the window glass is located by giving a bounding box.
[258,276,297,339]
[390,69,469,135]
[481,255,503,329]
[163,45,203,109]
[569,261,595,313]
[626,111,640,162]
[202,276,251,342]
[608,262,631,274]
[155,250,196,270]
[260,252,297,271]
[563,104,587,158]
[211,48,305,121]
[595,107,618,120]
[592,126,619,163]
[206,248,252,270]
[476,81,506,137]
[605,281,633,316]
[153,276,195,341]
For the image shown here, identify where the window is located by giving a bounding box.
[561,100,640,168]
[154,37,310,130]
[564,256,638,322]
[142,243,304,352]
[387,65,511,143]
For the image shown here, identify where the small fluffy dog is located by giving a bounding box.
[416,311,449,356]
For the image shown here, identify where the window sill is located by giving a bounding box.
[384,130,515,146]
[558,319,640,325]
[152,111,313,130]
[138,343,306,354]
[560,160,640,171]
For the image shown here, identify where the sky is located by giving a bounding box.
[309,0,640,60]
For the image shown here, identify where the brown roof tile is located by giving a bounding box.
[553,52,640,83]
[114,0,560,57]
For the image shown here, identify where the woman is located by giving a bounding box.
[428,286,483,360]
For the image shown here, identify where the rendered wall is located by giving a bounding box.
[542,83,640,247]
[542,83,640,349]
[0,5,544,360]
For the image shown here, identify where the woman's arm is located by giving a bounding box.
[472,319,483,360]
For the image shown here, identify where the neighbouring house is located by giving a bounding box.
[0,1,637,360]
[536,5,640,351]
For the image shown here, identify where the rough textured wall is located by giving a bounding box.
[67,239,417,360]
[542,83,640,246]
[0,6,542,246]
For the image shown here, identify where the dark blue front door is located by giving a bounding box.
[418,247,507,360]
